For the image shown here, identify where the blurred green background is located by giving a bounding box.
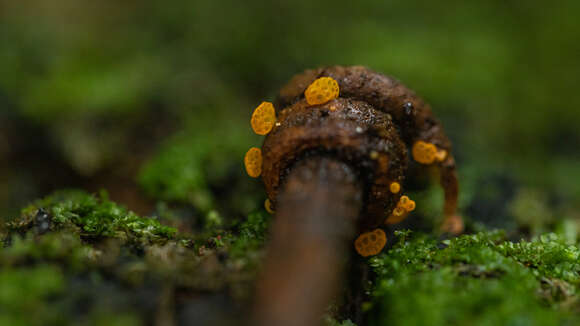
[1,0,579,231]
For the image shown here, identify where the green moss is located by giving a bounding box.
[0,232,144,326]
[0,190,273,324]
[137,114,260,215]
[0,265,66,326]
[368,231,580,326]
[12,190,176,245]
[323,316,357,326]
[226,211,269,258]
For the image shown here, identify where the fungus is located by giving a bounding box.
[412,140,437,164]
[251,101,277,135]
[435,148,447,162]
[404,200,416,212]
[304,77,339,105]
[244,147,262,178]
[264,198,275,214]
[354,229,387,257]
[390,182,401,194]
[254,66,463,326]
[385,195,416,224]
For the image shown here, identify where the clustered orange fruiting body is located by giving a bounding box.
[354,229,387,257]
[412,140,447,165]
[304,77,339,105]
[385,195,416,225]
[251,102,277,135]
[412,140,437,164]
[244,147,262,178]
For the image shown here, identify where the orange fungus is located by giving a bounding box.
[385,195,416,225]
[435,148,447,162]
[354,229,387,257]
[405,200,416,211]
[251,102,277,135]
[390,182,401,194]
[244,147,262,178]
[412,140,437,164]
[264,198,275,214]
[304,77,339,105]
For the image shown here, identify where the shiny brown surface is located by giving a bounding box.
[276,66,460,229]
[261,97,407,229]
[254,157,363,326]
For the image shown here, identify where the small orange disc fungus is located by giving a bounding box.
[412,140,437,164]
[304,77,339,105]
[244,147,263,178]
[435,148,447,162]
[389,182,401,194]
[404,200,416,211]
[354,229,387,257]
[251,102,277,135]
[264,198,275,214]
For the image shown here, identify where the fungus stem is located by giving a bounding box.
[253,157,363,326]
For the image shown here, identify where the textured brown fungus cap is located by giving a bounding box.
[276,65,453,154]
[275,65,460,226]
[261,97,407,229]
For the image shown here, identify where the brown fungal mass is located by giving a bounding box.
[261,97,407,229]
[274,65,461,232]
[254,66,463,326]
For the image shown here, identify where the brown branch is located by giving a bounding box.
[253,156,363,326]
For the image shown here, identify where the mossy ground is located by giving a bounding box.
[2,189,579,325]
[368,231,580,325]
[1,191,270,325]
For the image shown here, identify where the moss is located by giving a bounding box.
[323,316,357,326]
[137,115,261,216]
[0,232,143,326]
[11,190,176,246]
[226,211,269,259]
[0,190,273,324]
[0,265,65,326]
[367,231,580,326]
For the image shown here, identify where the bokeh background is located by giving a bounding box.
[1,0,579,234]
